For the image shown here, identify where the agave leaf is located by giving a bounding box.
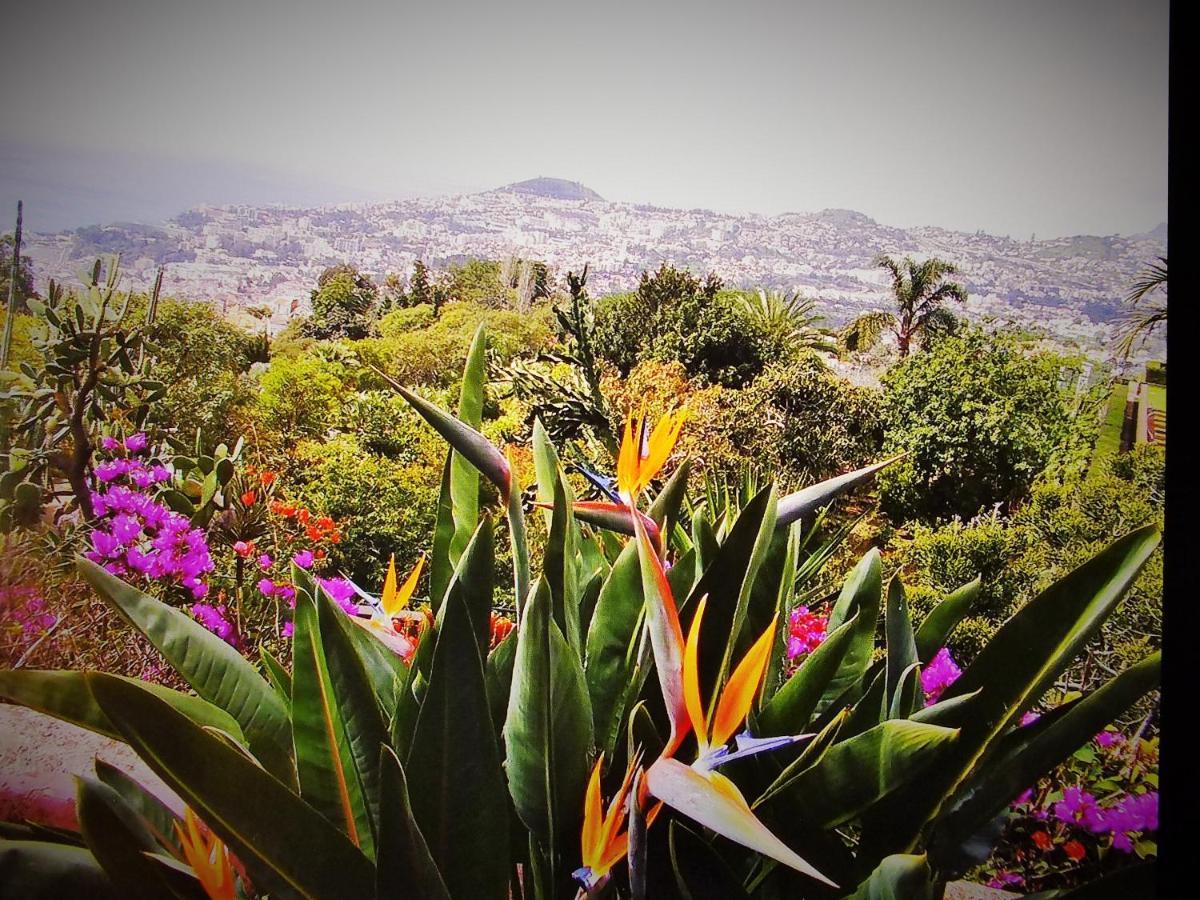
[376,747,451,900]
[816,549,883,715]
[0,669,244,746]
[76,558,292,783]
[646,757,836,887]
[503,579,592,855]
[88,673,375,899]
[775,455,905,528]
[407,590,510,900]
[931,651,1162,862]
[757,616,857,737]
[914,579,981,663]
[0,840,118,899]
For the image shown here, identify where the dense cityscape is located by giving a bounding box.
[22,177,1166,362]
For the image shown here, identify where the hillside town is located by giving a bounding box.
[22,179,1167,363]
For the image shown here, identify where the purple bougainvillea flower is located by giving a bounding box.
[101,436,122,452]
[191,602,236,646]
[258,553,274,570]
[920,647,961,706]
[257,578,276,597]
[787,606,827,660]
[318,577,360,615]
[124,432,149,454]
[1095,729,1123,749]
[292,550,314,569]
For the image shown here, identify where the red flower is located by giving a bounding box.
[1063,840,1085,861]
[260,471,277,486]
[1031,831,1052,851]
[232,541,255,558]
[241,490,257,506]
[298,509,311,525]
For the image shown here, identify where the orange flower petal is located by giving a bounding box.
[582,755,605,868]
[683,595,709,753]
[711,615,777,748]
[380,555,399,612]
[385,554,425,617]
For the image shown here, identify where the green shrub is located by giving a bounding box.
[291,433,441,584]
[256,353,350,440]
[879,329,1075,522]
[359,301,555,389]
[737,353,885,484]
[592,266,775,388]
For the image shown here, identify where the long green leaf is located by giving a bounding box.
[376,747,451,900]
[816,549,882,715]
[533,421,580,651]
[757,616,857,737]
[862,526,1160,858]
[503,578,592,857]
[88,674,374,899]
[75,777,179,900]
[914,578,980,662]
[291,592,381,859]
[0,669,244,745]
[760,719,960,829]
[883,577,919,715]
[776,455,905,528]
[585,540,644,757]
[407,590,509,900]
[848,854,935,900]
[932,651,1162,860]
[93,760,182,857]
[76,558,292,782]
[0,840,118,899]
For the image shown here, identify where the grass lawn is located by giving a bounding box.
[1089,382,1127,478]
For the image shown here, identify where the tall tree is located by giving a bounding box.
[839,254,967,357]
[1116,256,1167,360]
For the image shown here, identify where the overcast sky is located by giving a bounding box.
[0,0,1168,237]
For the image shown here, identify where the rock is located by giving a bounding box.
[0,704,182,830]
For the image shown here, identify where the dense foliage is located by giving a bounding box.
[878,330,1078,522]
[0,252,1164,898]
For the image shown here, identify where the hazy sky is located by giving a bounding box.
[1,0,1168,237]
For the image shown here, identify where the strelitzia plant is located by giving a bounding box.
[0,324,1163,900]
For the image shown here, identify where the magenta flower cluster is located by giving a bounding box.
[0,584,57,640]
[1053,785,1158,853]
[191,602,237,645]
[920,647,962,705]
[86,435,214,600]
[787,606,828,659]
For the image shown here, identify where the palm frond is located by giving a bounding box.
[1125,257,1167,306]
[838,311,896,355]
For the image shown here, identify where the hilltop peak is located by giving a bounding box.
[497,177,604,202]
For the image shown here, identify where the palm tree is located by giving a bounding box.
[738,287,839,354]
[839,254,968,358]
[1116,256,1167,359]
